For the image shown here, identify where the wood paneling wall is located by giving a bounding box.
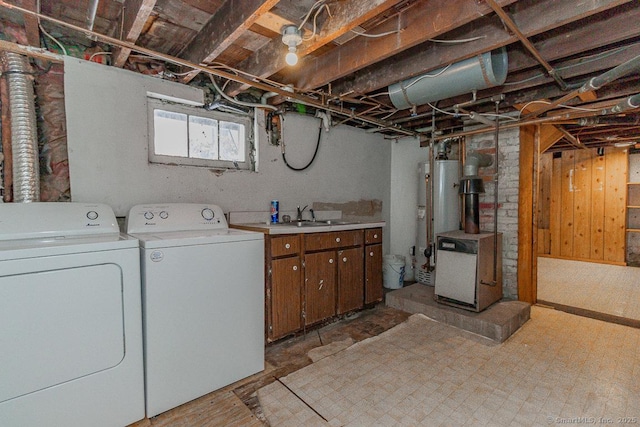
[537,147,628,264]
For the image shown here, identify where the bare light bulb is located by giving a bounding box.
[285,49,298,66]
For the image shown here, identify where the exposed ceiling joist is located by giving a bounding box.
[178,0,281,83]
[112,0,157,67]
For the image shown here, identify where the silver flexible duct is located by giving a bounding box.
[2,52,40,202]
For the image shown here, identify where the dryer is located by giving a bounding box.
[0,202,144,427]
[126,203,264,418]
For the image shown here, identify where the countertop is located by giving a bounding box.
[230,220,385,235]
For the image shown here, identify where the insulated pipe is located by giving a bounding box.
[1,52,39,202]
[388,48,508,110]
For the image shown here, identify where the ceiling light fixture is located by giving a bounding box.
[282,25,302,66]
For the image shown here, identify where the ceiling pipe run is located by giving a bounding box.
[388,48,508,111]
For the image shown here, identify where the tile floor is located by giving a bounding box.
[537,257,640,321]
[258,306,640,426]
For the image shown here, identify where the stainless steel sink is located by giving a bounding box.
[271,220,359,227]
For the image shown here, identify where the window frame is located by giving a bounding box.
[147,98,254,170]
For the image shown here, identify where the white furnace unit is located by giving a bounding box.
[434,230,502,312]
[126,203,264,418]
[0,202,144,427]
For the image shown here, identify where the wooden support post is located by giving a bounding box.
[518,125,538,304]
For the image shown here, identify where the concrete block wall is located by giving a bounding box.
[465,127,520,299]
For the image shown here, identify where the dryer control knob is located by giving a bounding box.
[86,211,99,220]
[159,211,169,219]
[144,211,154,220]
[201,208,215,220]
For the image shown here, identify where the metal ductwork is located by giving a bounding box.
[459,152,493,234]
[1,52,40,202]
[388,48,508,110]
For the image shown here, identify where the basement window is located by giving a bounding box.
[147,98,254,170]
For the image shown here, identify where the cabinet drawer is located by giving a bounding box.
[270,235,301,257]
[365,228,382,244]
[305,230,363,251]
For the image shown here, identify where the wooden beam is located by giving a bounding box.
[518,125,538,304]
[112,0,157,67]
[226,0,404,95]
[324,0,631,97]
[179,0,280,83]
[0,39,63,62]
[14,0,40,47]
[516,102,563,153]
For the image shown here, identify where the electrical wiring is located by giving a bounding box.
[88,51,111,61]
[350,28,400,38]
[428,35,486,43]
[428,102,470,118]
[39,24,67,55]
[390,64,453,95]
[517,100,599,118]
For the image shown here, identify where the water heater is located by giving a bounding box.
[415,159,460,284]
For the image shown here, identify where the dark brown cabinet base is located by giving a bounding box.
[265,227,383,342]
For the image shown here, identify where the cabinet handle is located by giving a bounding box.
[329,258,334,264]
[335,237,341,243]
[370,251,374,257]
[293,265,298,271]
[342,257,348,263]
[374,234,378,239]
[285,243,291,249]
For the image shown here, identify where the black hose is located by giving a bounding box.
[282,122,322,171]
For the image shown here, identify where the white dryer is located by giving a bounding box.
[126,203,264,418]
[0,202,144,427]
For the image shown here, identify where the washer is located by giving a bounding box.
[126,203,265,418]
[0,202,144,427]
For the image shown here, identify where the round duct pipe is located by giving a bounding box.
[1,52,40,202]
[388,48,508,110]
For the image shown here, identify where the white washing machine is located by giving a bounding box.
[0,202,145,427]
[126,203,265,418]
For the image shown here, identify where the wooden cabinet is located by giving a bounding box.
[304,230,364,325]
[267,234,302,341]
[270,256,302,339]
[262,226,383,341]
[337,247,364,314]
[364,228,383,304]
[304,251,336,325]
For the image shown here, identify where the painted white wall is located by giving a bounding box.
[389,136,429,278]
[63,58,392,252]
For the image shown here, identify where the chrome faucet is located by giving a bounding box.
[296,205,308,222]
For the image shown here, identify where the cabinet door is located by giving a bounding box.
[365,244,383,304]
[337,247,364,314]
[270,257,302,340]
[304,251,336,325]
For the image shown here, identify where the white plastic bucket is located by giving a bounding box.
[383,255,406,289]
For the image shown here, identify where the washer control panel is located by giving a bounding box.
[126,203,228,234]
